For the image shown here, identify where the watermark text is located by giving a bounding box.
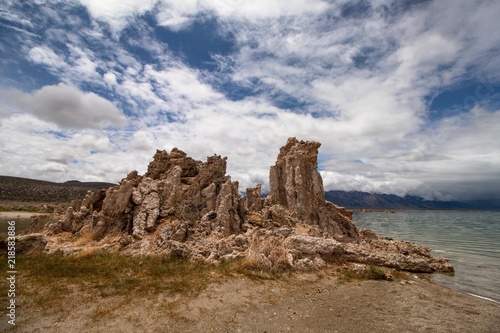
[6,220,16,326]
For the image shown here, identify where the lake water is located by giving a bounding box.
[0,214,32,239]
[353,211,500,303]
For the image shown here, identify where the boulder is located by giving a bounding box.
[12,234,47,255]
[343,238,455,273]
[284,235,343,258]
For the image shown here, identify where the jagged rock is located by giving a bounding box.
[359,228,378,240]
[29,214,50,233]
[285,235,343,256]
[268,138,323,221]
[215,180,243,236]
[11,234,47,255]
[343,238,454,273]
[81,190,96,210]
[201,182,217,213]
[158,219,188,243]
[132,177,160,236]
[267,137,358,241]
[60,207,74,232]
[264,204,296,228]
[97,170,141,237]
[246,184,263,212]
[25,137,453,274]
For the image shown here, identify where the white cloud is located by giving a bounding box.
[28,46,66,68]
[67,46,100,79]
[1,0,499,201]
[77,0,331,33]
[155,0,200,31]
[78,0,159,34]
[319,107,500,200]
[0,83,127,129]
[209,0,328,21]
[103,72,117,85]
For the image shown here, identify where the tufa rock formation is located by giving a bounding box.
[22,137,452,273]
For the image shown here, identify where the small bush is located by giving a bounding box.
[339,264,390,282]
[240,236,291,274]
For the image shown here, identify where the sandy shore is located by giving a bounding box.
[5,271,499,333]
[0,211,41,219]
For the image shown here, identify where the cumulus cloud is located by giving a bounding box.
[0,0,499,200]
[28,46,66,68]
[0,83,126,129]
[78,0,158,34]
[78,0,330,32]
[319,107,500,200]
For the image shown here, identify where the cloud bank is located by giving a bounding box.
[1,83,126,129]
[0,0,499,201]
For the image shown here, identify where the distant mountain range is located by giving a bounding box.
[0,175,116,203]
[325,190,500,211]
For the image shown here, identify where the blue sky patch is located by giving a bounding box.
[1,0,499,201]
[154,16,235,71]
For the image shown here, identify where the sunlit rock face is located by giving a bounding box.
[26,137,453,273]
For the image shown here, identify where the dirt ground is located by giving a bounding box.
[4,270,499,333]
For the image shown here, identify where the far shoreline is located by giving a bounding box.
[0,211,46,219]
[350,208,500,213]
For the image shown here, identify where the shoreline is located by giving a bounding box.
[466,293,500,304]
[0,211,42,219]
[351,208,500,213]
[6,270,499,333]
[353,210,500,304]
[4,209,498,304]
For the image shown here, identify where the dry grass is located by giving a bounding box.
[237,236,291,275]
[0,243,300,317]
[1,250,290,312]
[16,252,225,298]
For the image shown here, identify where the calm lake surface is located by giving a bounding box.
[0,215,32,239]
[353,211,500,302]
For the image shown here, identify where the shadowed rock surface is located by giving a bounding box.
[21,138,453,273]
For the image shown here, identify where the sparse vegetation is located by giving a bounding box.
[237,236,291,275]
[0,175,115,204]
[16,252,224,297]
[0,251,291,309]
[338,264,393,283]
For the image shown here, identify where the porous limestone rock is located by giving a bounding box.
[28,214,50,233]
[284,235,343,257]
[215,180,243,236]
[132,177,160,236]
[25,137,453,273]
[246,184,263,212]
[343,233,454,273]
[267,137,358,241]
[4,234,48,255]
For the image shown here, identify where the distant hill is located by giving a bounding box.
[325,190,500,211]
[0,175,116,203]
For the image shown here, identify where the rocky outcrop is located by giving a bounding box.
[267,138,358,241]
[28,137,453,273]
[0,234,48,255]
[342,231,454,272]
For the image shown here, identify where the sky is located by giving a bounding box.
[0,0,499,201]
